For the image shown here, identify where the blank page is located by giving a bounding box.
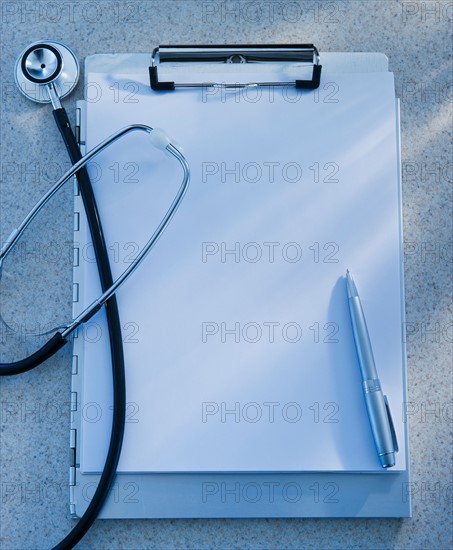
[76,64,406,473]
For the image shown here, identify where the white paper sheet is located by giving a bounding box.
[76,65,406,473]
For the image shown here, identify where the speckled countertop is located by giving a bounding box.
[0,1,452,549]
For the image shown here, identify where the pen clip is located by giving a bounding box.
[384,395,399,453]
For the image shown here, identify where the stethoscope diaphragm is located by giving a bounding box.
[15,40,79,103]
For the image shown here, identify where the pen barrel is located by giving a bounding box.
[348,291,395,467]
[348,296,378,381]
[363,384,396,467]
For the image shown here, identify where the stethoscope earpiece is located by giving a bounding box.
[15,40,80,104]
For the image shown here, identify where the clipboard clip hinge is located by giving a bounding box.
[149,45,322,91]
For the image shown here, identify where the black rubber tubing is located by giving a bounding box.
[51,108,126,550]
[0,333,67,375]
[0,108,126,550]
[0,107,126,549]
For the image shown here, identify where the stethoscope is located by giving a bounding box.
[2,40,190,550]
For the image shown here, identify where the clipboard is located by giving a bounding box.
[70,46,411,518]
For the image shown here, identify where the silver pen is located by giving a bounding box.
[346,270,398,468]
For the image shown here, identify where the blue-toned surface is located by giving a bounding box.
[0,2,451,548]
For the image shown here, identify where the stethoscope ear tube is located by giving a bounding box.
[0,124,190,367]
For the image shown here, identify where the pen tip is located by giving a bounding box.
[345,269,358,298]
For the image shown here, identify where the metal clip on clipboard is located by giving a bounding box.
[149,44,322,91]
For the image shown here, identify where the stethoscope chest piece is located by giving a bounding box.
[15,40,79,103]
